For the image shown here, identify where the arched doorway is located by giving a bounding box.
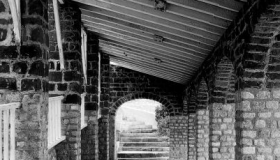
[114,99,170,160]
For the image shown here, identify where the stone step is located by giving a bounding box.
[118,158,169,160]
[121,137,169,142]
[128,125,153,130]
[122,147,169,152]
[125,129,158,133]
[120,132,159,137]
[118,151,169,158]
[121,142,169,147]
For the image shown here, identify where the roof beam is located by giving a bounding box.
[86,26,207,62]
[84,20,208,57]
[99,40,200,70]
[127,0,236,21]
[101,45,195,74]
[74,0,229,31]
[81,9,214,49]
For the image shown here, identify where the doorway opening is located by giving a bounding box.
[115,99,169,160]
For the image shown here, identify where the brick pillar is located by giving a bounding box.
[98,53,110,160]
[81,33,99,160]
[196,109,209,160]
[169,116,188,160]
[209,103,235,160]
[109,115,116,160]
[48,1,82,160]
[0,0,49,159]
[188,113,197,160]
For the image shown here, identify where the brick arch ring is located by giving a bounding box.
[110,92,175,116]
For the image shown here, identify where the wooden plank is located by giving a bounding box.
[110,57,187,82]
[197,0,243,12]
[53,0,65,70]
[99,40,199,71]
[10,108,15,160]
[84,20,209,57]
[80,9,218,45]
[110,57,188,83]
[81,9,214,49]
[4,110,8,160]
[86,26,207,61]
[127,0,236,21]
[73,0,230,28]
[82,15,211,53]
[101,46,194,74]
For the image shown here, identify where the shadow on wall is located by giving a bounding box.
[115,99,161,132]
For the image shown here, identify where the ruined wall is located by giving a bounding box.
[0,0,49,159]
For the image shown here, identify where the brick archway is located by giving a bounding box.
[110,92,175,115]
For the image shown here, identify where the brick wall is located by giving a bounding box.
[185,1,280,160]
[81,32,99,160]
[169,116,188,160]
[110,66,184,115]
[98,53,110,160]
[0,0,49,159]
[48,1,82,159]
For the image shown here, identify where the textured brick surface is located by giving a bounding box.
[0,0,49,160]
[48,1,82,160]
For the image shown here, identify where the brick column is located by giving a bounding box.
[48,1,82,160]
[196,109,209,160]
[169,116,188,160]
[188,113,197,160]
[109,115,116,160]
[98,53,110,160]
[209,103,235,160]
[81,33,99,160]
[0,0,49,159]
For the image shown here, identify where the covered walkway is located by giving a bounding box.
[0,0,278,160]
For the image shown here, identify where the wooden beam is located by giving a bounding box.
[74,0,229,31]
[197,0,243,12]
[99,40,199,71]
[53,0,65,70]
[84,20,209,57]
[86,26,207,61]
[81,9,214,49]
[127,0,236,21]
[8,0,20,44]
[101,46,195,74]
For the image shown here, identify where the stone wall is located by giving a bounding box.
[185,1,280,160]
[0,0,49,159]
[169,116,188,160]
[81,32,99,160]
[48,1,82,159]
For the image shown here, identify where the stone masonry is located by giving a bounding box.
[2,0,280,160]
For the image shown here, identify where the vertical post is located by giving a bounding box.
[52,0,65,70]
[98,52,101,119]
[4,110,9,160]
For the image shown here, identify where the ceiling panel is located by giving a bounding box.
[71,0,244,84]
